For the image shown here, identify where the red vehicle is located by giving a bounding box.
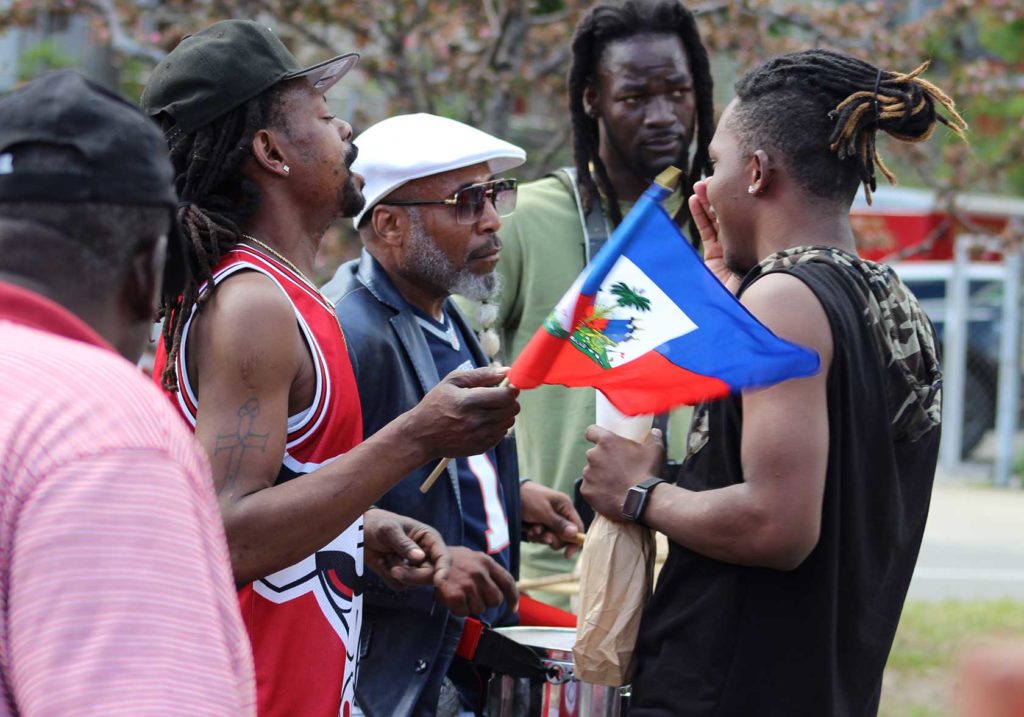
[850,186,1024,457]
[850,186,1023,262]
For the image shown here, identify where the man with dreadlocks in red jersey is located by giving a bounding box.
[142,20,520,717]
[581,49,965,716]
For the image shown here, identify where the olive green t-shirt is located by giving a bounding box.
[459,175,693,599]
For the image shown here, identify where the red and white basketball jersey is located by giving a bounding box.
[154,245,364,717]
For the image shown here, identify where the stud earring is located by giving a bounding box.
[282,165,290,175]
[747,185,756,195]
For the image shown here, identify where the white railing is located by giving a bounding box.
[891,236,1023,487]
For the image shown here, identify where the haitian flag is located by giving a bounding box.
[507,178,820,416]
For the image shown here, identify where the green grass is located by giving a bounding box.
[879,600,1024,717]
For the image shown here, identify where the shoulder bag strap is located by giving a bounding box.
[548,167,610,263]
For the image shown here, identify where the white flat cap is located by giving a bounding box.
[351,112,526,227]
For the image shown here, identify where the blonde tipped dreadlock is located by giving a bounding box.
[828,60,967,203]
[732,49,968,206]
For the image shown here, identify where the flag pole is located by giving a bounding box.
[654,165,681,190]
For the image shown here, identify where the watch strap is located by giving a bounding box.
[636,476,667,492]
[621,476,666,523]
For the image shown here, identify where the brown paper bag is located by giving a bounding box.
[573,392,656,686]
[573,511,656,686]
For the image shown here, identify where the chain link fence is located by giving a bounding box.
[894,238,1024,486]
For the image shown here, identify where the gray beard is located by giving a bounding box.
[405,211,501,302]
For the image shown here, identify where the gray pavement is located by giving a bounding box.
[908,475,1024,601]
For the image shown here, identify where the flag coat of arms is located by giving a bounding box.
[508,180,820,416]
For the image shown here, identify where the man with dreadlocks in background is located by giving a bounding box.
[581,49,965,716]
[141,20,520,717]
[458,0,716,605]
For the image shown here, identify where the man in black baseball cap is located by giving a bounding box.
[142,19,519,717]
[0,69,257,714]
[1,68,189,308]
[141,19,358,137]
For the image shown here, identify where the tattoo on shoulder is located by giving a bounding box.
[214,398,270,485]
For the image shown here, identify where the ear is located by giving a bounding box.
[748,149,774,196]
[125,234,167,323]
[369,205,409,248]
[250,128,291,178]
[582,83,599,119]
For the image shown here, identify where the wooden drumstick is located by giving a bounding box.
[419,456,452,494]
[419,376,511,493]
[523,529,586,546]
[517,571,579,591]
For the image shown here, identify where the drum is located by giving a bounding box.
[486,627,629,717]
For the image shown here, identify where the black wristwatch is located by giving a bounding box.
[620,476,666,524]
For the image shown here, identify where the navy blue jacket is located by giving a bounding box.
[324,250,521,717]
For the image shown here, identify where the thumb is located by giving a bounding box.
[646,427,666,473]
[545,510,574,537]
[584,424,611,444]
[446,366,508,388]
[555,498,585,534]
[379,521,426,563]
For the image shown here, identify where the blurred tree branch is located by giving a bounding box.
[88,0,164,62]
[3,0,1021,194]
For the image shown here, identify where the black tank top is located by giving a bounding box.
[631,247,941,717]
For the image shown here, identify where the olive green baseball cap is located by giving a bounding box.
[141,19,358,135]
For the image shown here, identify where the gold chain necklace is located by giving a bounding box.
[240,233,337,312]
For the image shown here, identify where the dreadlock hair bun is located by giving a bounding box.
[732,49,967,205]
[156,81,291,391]
[567,0,714,231]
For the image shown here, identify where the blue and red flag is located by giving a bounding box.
[508,179,820,416]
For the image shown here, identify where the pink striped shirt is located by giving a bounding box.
[0,282,255,716]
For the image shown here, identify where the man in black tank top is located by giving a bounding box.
[579,50,965,716]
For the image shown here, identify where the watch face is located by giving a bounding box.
[621,486,645,520]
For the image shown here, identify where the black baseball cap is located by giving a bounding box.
[0,69,177,208]
[0,69,188,300]
[141,19,359,135]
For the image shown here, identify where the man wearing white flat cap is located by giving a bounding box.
[323,113,583,717]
